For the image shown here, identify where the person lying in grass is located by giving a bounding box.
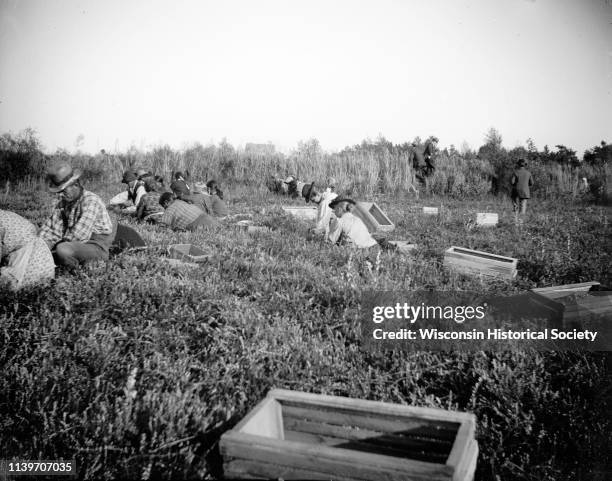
[159,192,219,231]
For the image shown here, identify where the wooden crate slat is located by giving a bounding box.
[446,417,476,473]
[220,432,454,481]
[282,404,458,440]
[284,417,454,450]
[283,429,450,464]
[271,389,474,424]
[240,397,284,439]
[224,458,358,481]
[452,438,479,481]
[444,246,517,279]
[531,281,600,298]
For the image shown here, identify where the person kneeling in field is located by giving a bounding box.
[159,192,219,231]
[205,180,229,217]
[136,177,165,223]
[327,198,379,248]
[39,163,115,271]
[0,210,55,290]
[108,169,147,214]
[305,182,338,237]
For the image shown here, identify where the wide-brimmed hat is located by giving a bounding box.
[302,182,316,203]
[136,168,152,179]
[47,162,82,193]
[122,169,138,184]
[328,197,356,209]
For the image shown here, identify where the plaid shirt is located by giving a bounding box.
[160,199,204,230]
[39,190,113,246]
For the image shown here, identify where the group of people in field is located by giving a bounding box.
[1,143,534,290]
[109,168,229,230]
[0,162,229,290]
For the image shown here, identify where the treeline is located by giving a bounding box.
[1,128,610,200]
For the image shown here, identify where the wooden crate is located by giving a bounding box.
[234,220,271,234]
[220,389,478,481]
[353,202,395,234]
[282,206,318,221]
[423,207,439,215]
[167,244,211,263]
[444,246,518,279]
[389,240,418,254]
[530,282,611,322]
[475,213,498,227]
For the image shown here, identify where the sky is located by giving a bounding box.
[0,0,610,155]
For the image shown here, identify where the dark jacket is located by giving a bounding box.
[511,168,533,198]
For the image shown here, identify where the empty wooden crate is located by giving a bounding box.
[475,213,498,226]
[530,282,612,322]
[444,246,518,279]
[282,206,318,221]
[353,202,395,234]
[167,244,211,263]
[220,389,478,481]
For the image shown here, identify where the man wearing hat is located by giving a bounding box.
[511,158,533,215]
[327,198,378,249]
[108,168,146,213]
[39,162,115,270]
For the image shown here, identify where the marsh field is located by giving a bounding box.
[1,172,610,481]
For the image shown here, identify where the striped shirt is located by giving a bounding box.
[39,190,113,247]
[160,199,204,230]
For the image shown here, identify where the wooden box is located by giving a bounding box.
[530,282,612,322]
[220,389,478,481]
[167,244,210,263]
[444,246,518,279]
[475,213,498,227]
[234,220,271,234]
[389,240,418,254]
[353,202,395,234]
[423,207,439,215]
[282,206,318,221]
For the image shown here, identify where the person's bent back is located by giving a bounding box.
[159,192,219,231]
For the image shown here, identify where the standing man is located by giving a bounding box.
[423,136,438,176]
[511,159,534,215]
[39,162,115,270]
